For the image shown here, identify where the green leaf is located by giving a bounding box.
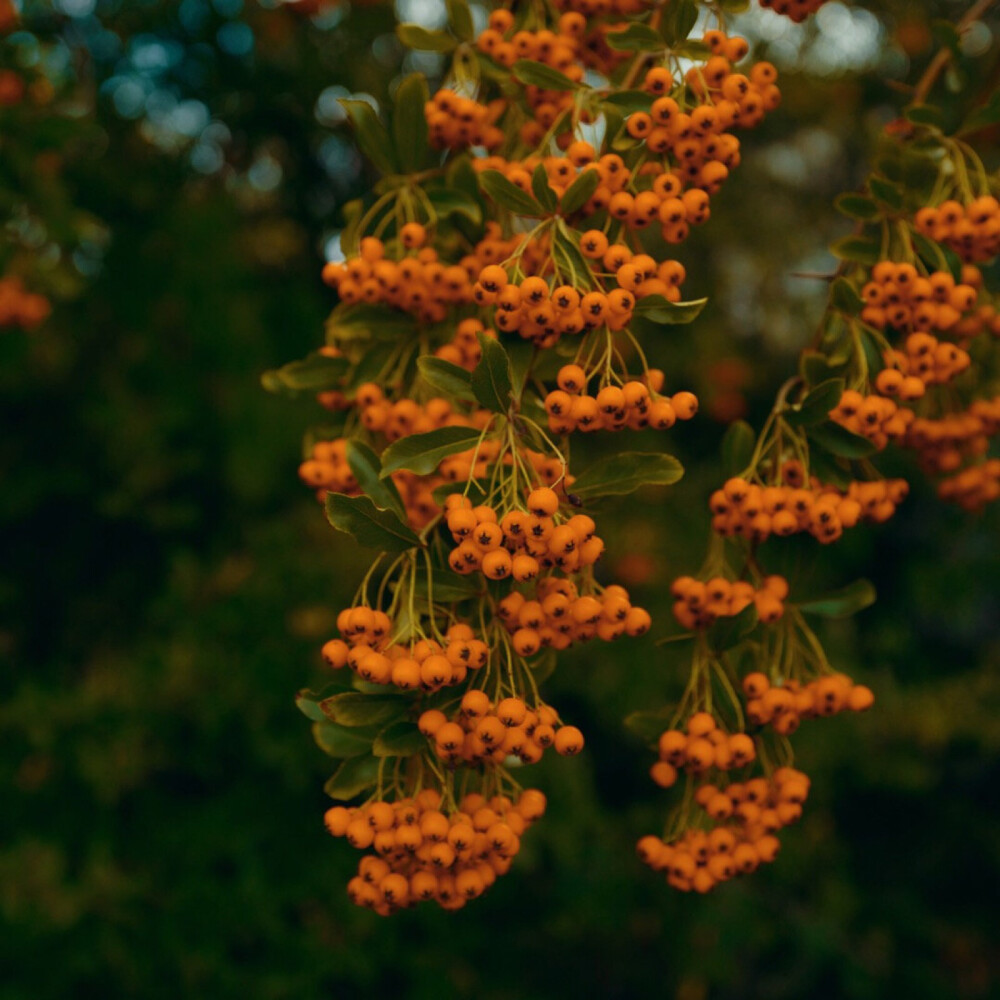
[338,99,398,176]
[396,23,457,52]
[721,420,755,477]
[531,164,558,213]
[834,194,880,220]
[673,40,711,59]
[393,74,430,174]
[798,579,877,618]
[327,303,416,343]
[632,294,708,325]
[478,169,545,217]
[320,692,410,727]
[373,721,426,757]
[707,604,757,655]
[410,568,483,602]
[324,755,381,800]
[903,104,944,129]
[809,447,853,490]
[313,720,380,758]
[416,355,475,398]
[605,23,664,51]
[261,351,348,394]
[800,350,843,387]
[662,0,698,45]
[296,685,350,722]
[912,232,963,283]
[830,278,864,315]
[380,426,483,477]
[868,176,904,211]
[426,187,482,226]
[511,59,580,91]
[624,708,673,744]
[551,226,594,288]
[571,452,684,500]
[471,332,513,413]
[601,90,652,113]
[808,421,877,459]
[830,236,881,265]
[324,493,421,552]
[445,0,474,41]
[784,379,844,428]
[559,168,601,215]
[959,90,1000,135]
[346,440,405,519]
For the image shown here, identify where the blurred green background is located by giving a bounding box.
[2,1,998,997]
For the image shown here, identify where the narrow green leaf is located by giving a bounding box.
[327,303,416,343]
[571,452,684,500]
[959,90,1000,135]
[445,0,474,41]
[410,568,483,602]
[478,169,545,217]
[830,278,864,316]
[346,440,405,518]
[296,685,351,722]
[809,447,853,490]
[373,721,427,757]
[601,90,652,113]
[559,167,601,215]
[511,59,579,91]
[426,187,482,225]
[869,176,904,211]
[632,294,708,325]
[605,23,664,51]
[551,227,594,288]
[396,23,457,52]
[324,755,381,800]
[393,73,430,174]
[324,493,421,552]
[721,420,755,477]
[380,426,483,477]
[808,421,877,459]
[707,604,757,654]
[799,579,877,618]
[662,0,698,45]
[912,232,963,283]
[784,379,844,428]
[313,720,380,758]
[470,332,513,413]
[261,351,348,394]
[338,99,398,176]
[830,236,881,265]
[531,163,558,213]
[320,692,410,728]
[834,193,880,220]
[417,355,475,398]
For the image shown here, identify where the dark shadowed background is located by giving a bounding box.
[1,1,998,997]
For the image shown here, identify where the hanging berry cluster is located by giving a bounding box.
[630,2,1000,894]
[268,0,1000,912]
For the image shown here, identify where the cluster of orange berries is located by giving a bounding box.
[419,695,584,766]
[544,366,697,433]
[325,787,546,914]
[877,334,971,399]
[0,275,51,330]
[638,768,810,893]
[709,473,909,543]
[497,580,651,655]
[445,488,601,581]
[651,712,757,789]
[937,459,1000,510]
[322,611,490,691]
[743,671,874,736]
[434,318,493,371]
[829,390,913,450]
[669,574,787,630]
[902,398,1000,475]
[321,227,544,325]
[757,0,829,22]
[425,90,504,151]
[860,264,979,335]
[914,197,1000,263]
